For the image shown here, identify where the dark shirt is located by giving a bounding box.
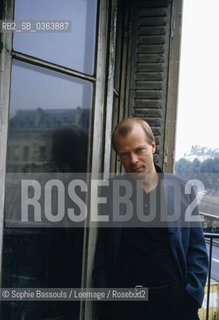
[111,227,179,287]
[110,178,179,287]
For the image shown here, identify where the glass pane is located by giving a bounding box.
[7,59,92,173]
[1,59,92,319]
[13,0,97,75]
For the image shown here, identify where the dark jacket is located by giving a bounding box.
[92,170,208,307]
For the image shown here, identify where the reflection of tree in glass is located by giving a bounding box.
[52,125,88,172]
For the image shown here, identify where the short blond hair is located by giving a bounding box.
[112,118,155,152]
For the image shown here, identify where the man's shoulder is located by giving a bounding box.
[163,172,188,186]
[155,164,187,187]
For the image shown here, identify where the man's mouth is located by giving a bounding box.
[132,166,144,173]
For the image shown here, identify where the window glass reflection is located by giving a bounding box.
[2,59,92,319]
[7,59,92,173]
[13,0,97,75]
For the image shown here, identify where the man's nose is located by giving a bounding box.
[130,152,139,165]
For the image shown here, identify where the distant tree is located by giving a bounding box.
[200,158,214,173]
[191,158,201,173]
[199,158,219,194]
[212,157,219,173]
[175,157,219,174]
[175,157,219,194]
[174,158,192,173]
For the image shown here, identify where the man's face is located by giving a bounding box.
[115,123,156,178]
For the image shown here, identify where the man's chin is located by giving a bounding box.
[128,171,157,182]
[129,171,146,180]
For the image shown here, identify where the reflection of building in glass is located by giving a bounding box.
[7,107,90,172]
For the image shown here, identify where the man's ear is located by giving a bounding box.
[152,141,156,154]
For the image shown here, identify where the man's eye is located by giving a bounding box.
[137,148,145,152]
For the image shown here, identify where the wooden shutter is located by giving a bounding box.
[129,0,177,168]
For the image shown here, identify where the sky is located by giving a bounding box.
[9,0,97,118]
[175,0,219,160]
[14,0,97,74]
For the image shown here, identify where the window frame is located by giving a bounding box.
[0,2,117,320]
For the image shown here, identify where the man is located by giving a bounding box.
[93,118,208,320]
